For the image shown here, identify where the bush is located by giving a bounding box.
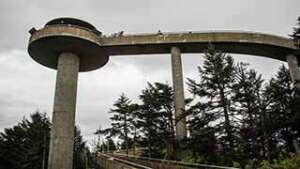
[258,160,273,169]
[257,155,300,169]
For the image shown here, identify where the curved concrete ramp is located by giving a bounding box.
[97,153,153,169]
[101,31,298,62]
[104,153,239,169]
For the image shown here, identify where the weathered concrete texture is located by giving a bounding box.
[101,32,297,63]
[171,46,187,140]
[48,53,79,169]
[105,153,233,169]
[102,32,296,49]
[97,153,152,169]
[287,55,300,90]
[28,25,108,72]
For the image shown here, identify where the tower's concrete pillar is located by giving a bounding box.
[171,46,187,140]
[287,54,300,155]
[48,52,79,169]
[287,55,300,90]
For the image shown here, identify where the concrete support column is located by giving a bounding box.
[287,54,300,155]
[287,55,300,90]
[48,52,79,169]
[171,46,187,140]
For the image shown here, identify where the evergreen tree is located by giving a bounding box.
[96,94,137,155]
[136,82,175,158]
[0,112,50,169]
[187,46,237,162]
[106,138,117,151]
[0,112,92,169]
[291,17,300,48]
[99,141,107,152]
[231,63,264,163]
[73,126,89,169]
[186,99,218,163]
[263,65,300,158]
[150,82,176,159]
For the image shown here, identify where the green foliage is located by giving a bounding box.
[291,17,300,48]
[0,112,93,169]
[185,45,300,167]
[181,150,205,164]
[262,65,300,160]
[100,44,300,167]
[98,18,300,166]
[0,112,50,169]
[96,82,176,159]
[95,93,138,155]
[232,63,264,163]
[106,138,117,151]
[257,155,300,169]
[137,82,175,158]
[258,160,273,169]
[187,45,237,163]
[73,126,90,169]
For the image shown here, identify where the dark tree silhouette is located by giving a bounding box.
[187,46,237,162]
[0,112,50,169]
[95,94,137,155]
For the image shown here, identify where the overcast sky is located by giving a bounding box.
[0,0,299,146]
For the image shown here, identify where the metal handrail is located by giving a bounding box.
[98,153,153,169]
[112,153,240,169]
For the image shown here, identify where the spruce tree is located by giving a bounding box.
[0,112,50,169]
[264,65,300,157]
[96,94,136,155]
[291,17,300,48]
[187,46,236,162]
[231,63,264,163]
[186,98,218,163]
[106,138,117,151]
[136,82,175,158]
[73,126,90,169]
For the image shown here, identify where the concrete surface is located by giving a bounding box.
[287,55,300,90]
[101,31,297,62]
[48,53,79,169]
[29,26,298,72]
[28,18,299,169]
[28,25,108,72]
[171,46,187,140]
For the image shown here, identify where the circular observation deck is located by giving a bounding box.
[28,17,108,72]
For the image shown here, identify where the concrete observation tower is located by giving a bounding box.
[28,17,299,169]
[28,18,109,169]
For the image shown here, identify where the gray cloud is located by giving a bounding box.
[0,0,299,145]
